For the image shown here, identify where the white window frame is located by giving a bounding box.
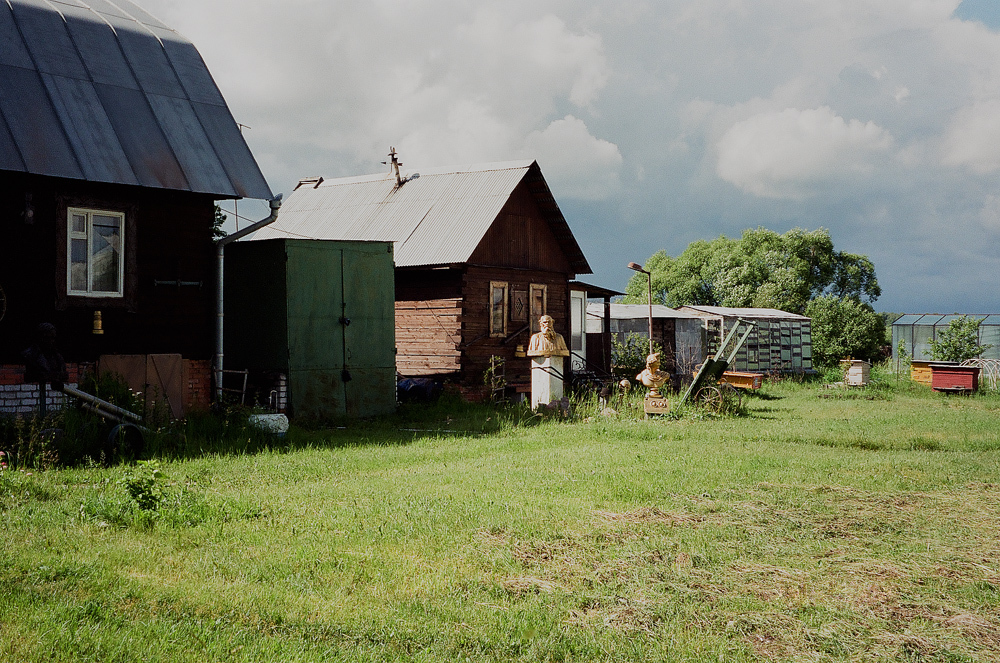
[67,207,125,298]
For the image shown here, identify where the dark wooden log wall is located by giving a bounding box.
[0,173,216,365]
[460,265,569,391]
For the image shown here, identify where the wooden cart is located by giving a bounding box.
[678,319,757,412]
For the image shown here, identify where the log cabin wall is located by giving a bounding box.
[0,173,216,365]
[460,266,569,396]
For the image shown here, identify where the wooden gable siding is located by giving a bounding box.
[0,173,215,365]
[467,182,572,273]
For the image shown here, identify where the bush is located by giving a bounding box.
[806,295,888,368]
[928,316,992,362]
[611,333,663,379]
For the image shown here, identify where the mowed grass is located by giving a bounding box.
[2,380,999,662]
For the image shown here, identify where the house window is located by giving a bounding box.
[529,283,547,333]
[67,208,124,297]
[489,281,507,337]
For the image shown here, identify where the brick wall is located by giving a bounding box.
[184,359,211,413]
[0,363,86,416]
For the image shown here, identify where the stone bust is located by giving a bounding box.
[527,314,570,357]
[636,352,670,398]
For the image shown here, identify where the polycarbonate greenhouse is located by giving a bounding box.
[892,314,1000,362]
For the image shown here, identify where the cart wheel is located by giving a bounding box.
[721,383,742,411]
[696,386,723,411]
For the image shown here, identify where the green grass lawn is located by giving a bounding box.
[2,379,999,662]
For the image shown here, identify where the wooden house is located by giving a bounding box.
[0,0,272,417]
[253,160,592,398]
[676,306,813,373]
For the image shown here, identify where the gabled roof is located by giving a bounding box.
[0,0,271,200]
[677,305,810,320]
[252,160,591,272]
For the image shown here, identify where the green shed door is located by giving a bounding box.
[342,244,396,418]
[286,242,347,419]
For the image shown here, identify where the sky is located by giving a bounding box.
[138,0,1000,314]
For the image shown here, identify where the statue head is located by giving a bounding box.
[645,352,660,370]
[539,314,554,333]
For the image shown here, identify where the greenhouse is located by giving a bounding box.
[892,314,1000,362]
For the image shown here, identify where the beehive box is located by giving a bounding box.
[842,360,870,386]
[930,364,980,393]
[910,360,934,386]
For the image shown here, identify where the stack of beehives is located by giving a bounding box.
[841,359,870,386]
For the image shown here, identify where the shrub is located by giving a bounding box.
[928,316,993,362]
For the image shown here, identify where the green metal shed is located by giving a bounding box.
[225,239,396,419]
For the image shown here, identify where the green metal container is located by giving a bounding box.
[225,239,396,419]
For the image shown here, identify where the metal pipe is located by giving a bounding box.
[62,384,143,423]
[214,195,282,401]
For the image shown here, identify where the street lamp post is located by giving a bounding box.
[627,262,653,355]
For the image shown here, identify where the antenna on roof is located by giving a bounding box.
[381,147,403,187]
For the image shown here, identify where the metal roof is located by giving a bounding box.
[677,305,810,320]
[588,303,704,320]
[0,0,271,200]
[252,160,591,272]
[893,313,999,326]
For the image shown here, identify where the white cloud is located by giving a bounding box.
[941,100,1000,173]
[522,115,622,200]
[715,106,892,199]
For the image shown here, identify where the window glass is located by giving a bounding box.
[529,284,546,333]
[67,208,124,297]
[570,294,583,351]
[489,282,507,336]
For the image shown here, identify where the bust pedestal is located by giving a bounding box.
[531,356,564,410]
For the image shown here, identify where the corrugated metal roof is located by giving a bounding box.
[254,160,591,272]
[587,303,704,320]
[0,0,271,199]
[678,305,810,320]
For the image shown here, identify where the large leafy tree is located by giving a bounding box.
[624,227,880,315]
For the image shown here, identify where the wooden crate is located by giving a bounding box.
[719,371,763,390]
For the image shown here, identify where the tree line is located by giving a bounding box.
[623,227,888,367]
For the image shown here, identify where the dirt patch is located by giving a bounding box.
[500,576,564,596]
[593,507,704,527]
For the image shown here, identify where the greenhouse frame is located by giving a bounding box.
[892,314,1000,363]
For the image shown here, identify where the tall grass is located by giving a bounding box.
[2,378,999,661]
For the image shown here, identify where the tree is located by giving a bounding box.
[212,204,228,240]
[623,227,880,315]
[927,316,992,362]
[805,295,888,367]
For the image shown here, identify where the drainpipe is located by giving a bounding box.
[215,195,282,401]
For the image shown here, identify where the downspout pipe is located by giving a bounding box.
[215,195,282,401]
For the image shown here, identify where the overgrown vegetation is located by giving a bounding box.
[610,333,663,378]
